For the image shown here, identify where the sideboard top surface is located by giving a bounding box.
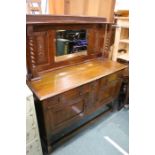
[28,59,127,101]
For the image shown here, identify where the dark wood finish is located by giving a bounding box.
[26,15,111,80]
[26,14,107,25]
[34,68,125,154]
[26,15,127,154]
[28,59,126,100]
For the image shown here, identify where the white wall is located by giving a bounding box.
[41,0,48,14]
[42,0,129,14]
[115,0,129,11]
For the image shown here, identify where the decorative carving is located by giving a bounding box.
[95,31,99,52]
[31,32,49,66]
[103,25,112,58]
[26,15,109,80]
[28,32,49,72]
[36,35,46,64]
[29,36,36,69]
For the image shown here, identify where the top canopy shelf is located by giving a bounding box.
[26,14,108,25]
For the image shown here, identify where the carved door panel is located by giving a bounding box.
[97,74,122,107]
[27,30,55,79]
[27,32,50,67]
[97,81,116,107]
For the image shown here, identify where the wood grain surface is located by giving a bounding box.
[26,14,107,25]
[28,59,127,100]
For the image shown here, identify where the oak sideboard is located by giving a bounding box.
[26,14,127,154]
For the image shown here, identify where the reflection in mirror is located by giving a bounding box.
[55,30,88,62]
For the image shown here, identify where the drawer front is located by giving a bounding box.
[99,71,122,89]
[107,71,122,82]
[81,80,99,93]
[81,83,92,94]
[60,88,80,103]
[44,88,81,110]
[45,96,59,109]
[100,76,107,86]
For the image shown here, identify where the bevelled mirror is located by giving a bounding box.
[55,29,88,62]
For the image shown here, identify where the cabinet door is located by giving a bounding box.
[43,88,86,134]
[81,80,99,114]
[97,77,122,107]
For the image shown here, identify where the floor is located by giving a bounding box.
[50,108,129,155]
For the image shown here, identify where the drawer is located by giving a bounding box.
[107,71,122,82]
[81,80,99,94]
[81,83,92,94]
[44,88,82,110]
[100,77,107,86]
[60,88,80,103]
[45,96,59,109]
